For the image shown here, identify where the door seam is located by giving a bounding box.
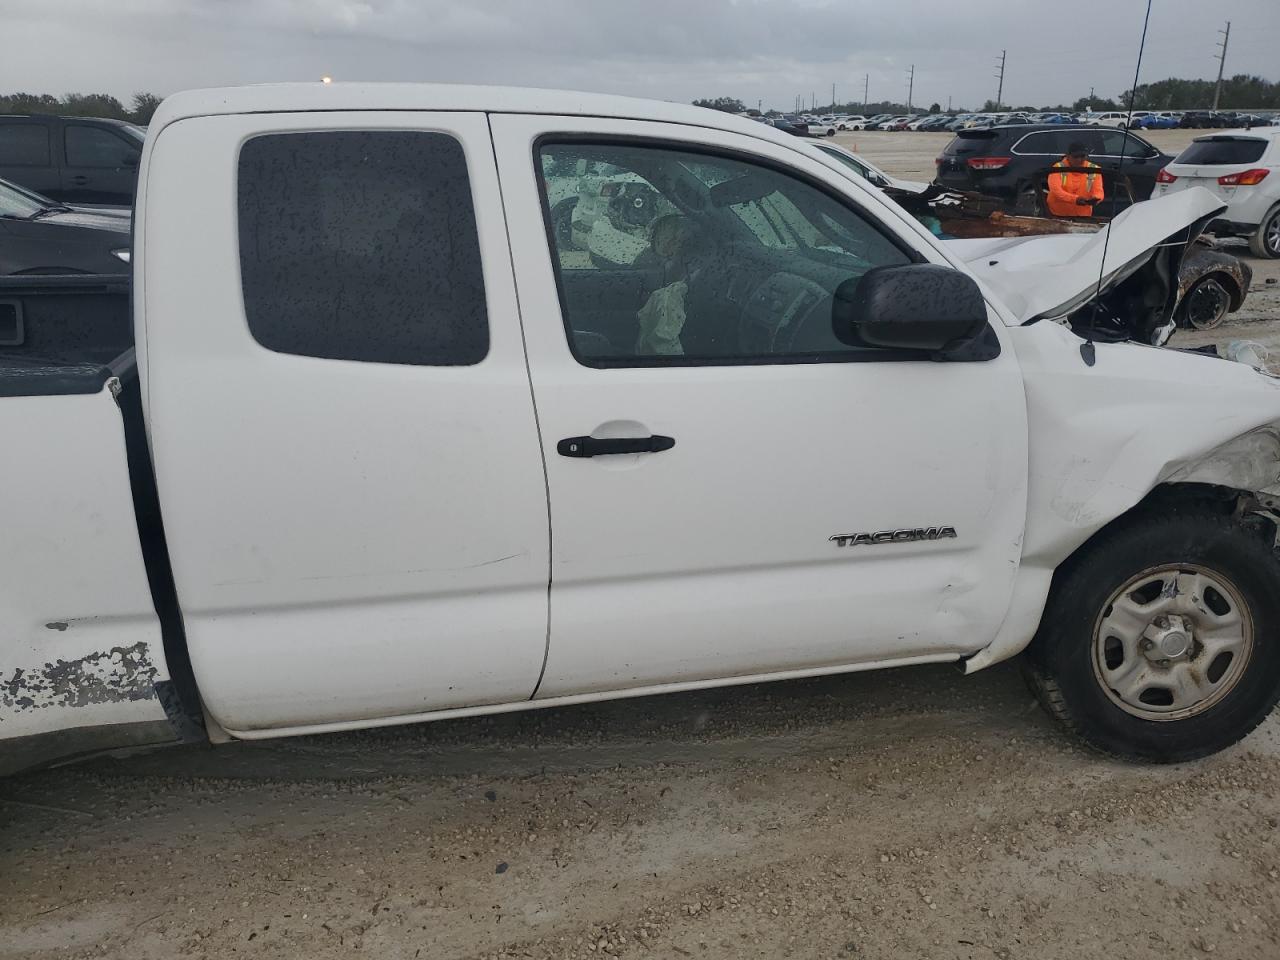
[486,112,555,700]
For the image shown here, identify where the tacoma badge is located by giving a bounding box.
[830,527,958,548]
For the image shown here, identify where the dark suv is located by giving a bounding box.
[934,124,1173,215]
[0,115,145,206]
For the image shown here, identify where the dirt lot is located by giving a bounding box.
[4,128,1280,960]
[5,665,1280,960]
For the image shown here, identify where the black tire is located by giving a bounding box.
[1248,206,1280,259]
[1179,274,1234,329]
[1023,512,1280,762]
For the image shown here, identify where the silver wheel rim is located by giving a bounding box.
[1267,214,1280,255]
[1091,564,1254,721]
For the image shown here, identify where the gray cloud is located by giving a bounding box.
[7,0,1278,111]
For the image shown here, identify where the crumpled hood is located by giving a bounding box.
[950,188,1226,325]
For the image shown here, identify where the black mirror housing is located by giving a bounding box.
[832,264,993,357]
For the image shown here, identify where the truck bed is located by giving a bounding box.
[0,274,200,773]
[0,274,132,396]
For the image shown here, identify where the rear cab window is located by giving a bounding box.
[237,130,488,366]
[1175,138,1269,166]
[0,123,51,166]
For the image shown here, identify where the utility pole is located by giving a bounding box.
[832,82,836,110]
[1212,21,1231,111]
[906,64,914,113]
[993,49,1006,110]
[947,95,952,112]
[811,91,815,111]
[863,74,869,109]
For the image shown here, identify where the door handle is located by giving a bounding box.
[70,175,89,184]
[557,435,675,458]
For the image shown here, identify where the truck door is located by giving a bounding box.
[139,113,550,734]
[491,115,1029,698]
[61,123,141,206]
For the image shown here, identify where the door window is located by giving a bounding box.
[538,142,913,365]
[1013,131,1067,155]
[237,130,488,366]
[64,125,138,168]
[0,123,51,166]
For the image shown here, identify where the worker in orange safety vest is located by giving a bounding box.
[1046,141,1104,217]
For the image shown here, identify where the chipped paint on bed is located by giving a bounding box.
[1,641,158,712]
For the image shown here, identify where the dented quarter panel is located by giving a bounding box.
[967,319,1280,671]
[0,388,171,743]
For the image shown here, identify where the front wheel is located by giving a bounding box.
[1248,207,1280,259]
[1179,275,1234,329]
[1023,512,1280,762]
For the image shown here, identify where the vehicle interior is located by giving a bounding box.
[538,143,913,363]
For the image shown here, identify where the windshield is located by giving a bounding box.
[1176,137,1268,165]
[0,178,47,218]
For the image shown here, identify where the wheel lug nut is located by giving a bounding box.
[1159,659,1170,667]
[1142,639,1154,650]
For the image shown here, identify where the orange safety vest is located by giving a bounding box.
[1046,158,1104,217]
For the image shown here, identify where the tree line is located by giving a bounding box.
[695,74,1280,116]
[0,92,163,125]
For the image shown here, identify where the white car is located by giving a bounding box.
[806,121,837,137]
[1152,129,1280,258]
[1083,111,1132,129]
[841,115,872,130]
[7,82,1280,775]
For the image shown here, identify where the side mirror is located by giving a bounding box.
[832,264,993,356]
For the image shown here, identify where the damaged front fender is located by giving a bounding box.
[965,320,1280,674]
[1160,423,1280,503]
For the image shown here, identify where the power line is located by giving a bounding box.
[1212,20,1231,111]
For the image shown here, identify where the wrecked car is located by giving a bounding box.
[5,84,1280,777]
[810,146,1253,334]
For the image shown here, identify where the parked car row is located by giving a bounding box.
[817,110,1280,133]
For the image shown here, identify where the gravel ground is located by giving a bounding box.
[4,665,1280,960]
[4,126,1280,960]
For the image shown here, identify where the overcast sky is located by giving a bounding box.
[6,0,1278,111]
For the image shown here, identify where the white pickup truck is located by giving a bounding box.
[4,83,1280,773]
